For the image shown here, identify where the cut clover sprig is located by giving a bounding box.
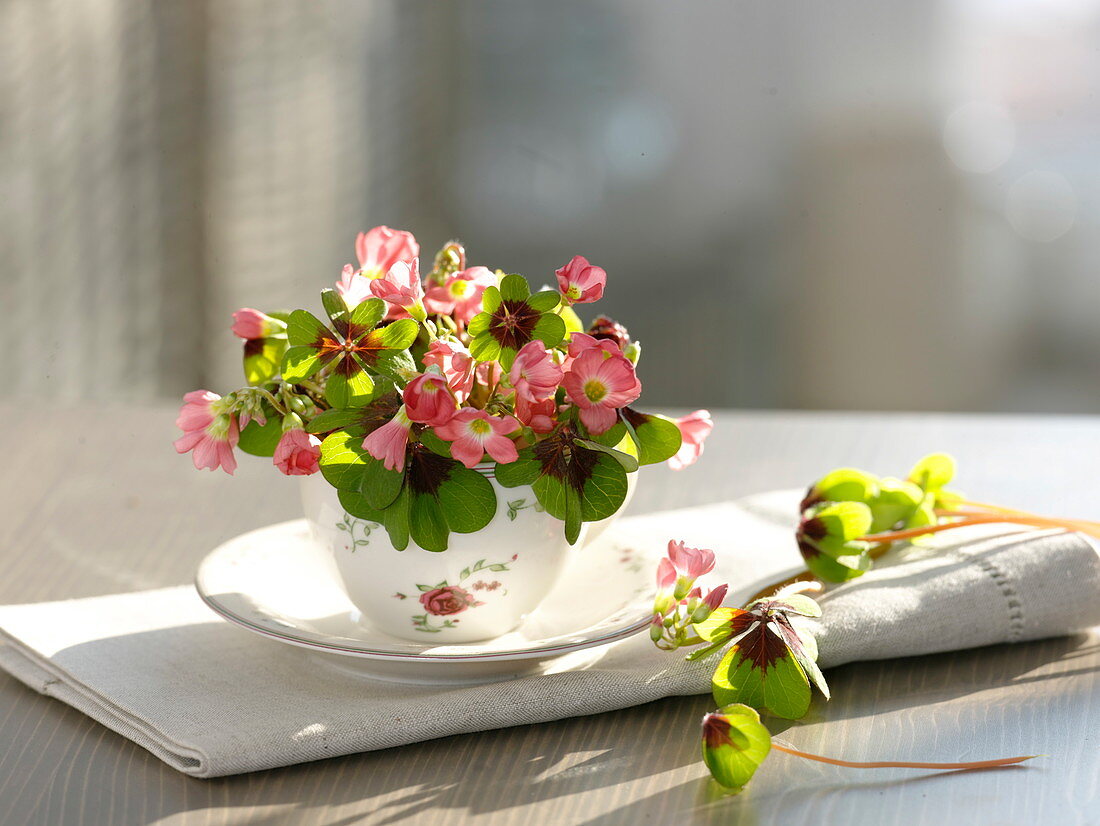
[651,538,1039,794]
[650,460,1052,794]
[792,452,1100,586]
[700,704,1036,795]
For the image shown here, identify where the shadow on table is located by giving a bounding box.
[797,631,1099,727]
[4,622,1095,825]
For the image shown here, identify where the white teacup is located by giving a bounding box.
[300,468,636,643]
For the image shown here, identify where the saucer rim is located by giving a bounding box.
[194,519,655,662]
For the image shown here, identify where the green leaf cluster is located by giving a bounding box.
[797,501,874,582]
[495,429,631,544]
[796,453,961,581]
[320,433,498,553]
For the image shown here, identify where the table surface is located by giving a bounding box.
[1,406,1098,825]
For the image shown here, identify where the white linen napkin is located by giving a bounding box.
[1,492,1097,778]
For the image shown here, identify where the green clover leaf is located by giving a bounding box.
[697,594,828,720]
[466,274,565,370]
[796,501,873,582]
[281,295,418,408]
[701,704,772,794]
[495,428,629,544]
[338,446,497,552]
[799,467,879,511]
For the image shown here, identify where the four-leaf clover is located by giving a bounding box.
[466,274,566,369]
[281,291,419,409]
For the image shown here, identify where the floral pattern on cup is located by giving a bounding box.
[394,554,518,632]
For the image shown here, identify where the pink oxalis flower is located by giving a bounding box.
[667,540,716,580]
[422,339,476,402]
[562,332,621,372]
[509,341,563,404]
[336,264,373,307]
[665,539,716,599]
[562,348,641,435]
[424,266,495,323]
[515,395,557,434]
[555,255,606,305]
[363,406,413,471]
[657,557,676,590]
[231,308,280,340]
[433,409,521,468]
[273,428,321,476]
[403,370,457,427]
[371,259,425,316]
[668,409,713,471]
[335,226,419,307]
[174,390,239,475]
[356,226,419,279]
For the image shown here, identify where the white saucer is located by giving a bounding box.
[195,519,660,684]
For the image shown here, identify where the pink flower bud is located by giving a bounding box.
[273,428,321,476]
[403,371,457,427]
[649,614,665,643]
[703,583,728,611]
[231,308,280,340]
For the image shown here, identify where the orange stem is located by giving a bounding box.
[862,513,1096,544]
[770,742,1037,771]
[950,501,1100,532]
[936,511,1100,540]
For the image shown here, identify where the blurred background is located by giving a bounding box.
[4,0,1099,412]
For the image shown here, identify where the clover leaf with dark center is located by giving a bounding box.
[701,704,773,793]
[796,501,874,583]
[493,426,633,544]
[466,274,565,370]
[280,290,418,408]
[335,443,498,553]
[694,593,828,720]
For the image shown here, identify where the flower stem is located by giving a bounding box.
[251,387,288,417]
[935,510,1100,539]
[770,742,1036,771]
[861,512,1100,544]
[951,500,1100,531]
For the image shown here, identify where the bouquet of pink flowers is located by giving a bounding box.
[175,226,712,551]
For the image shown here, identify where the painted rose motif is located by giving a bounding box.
[419,585,481,616]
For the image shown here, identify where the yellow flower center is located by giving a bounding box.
[583,379,608,403]
[566,285,582,300]
[469,418,492,436]
[450,280,471,297]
